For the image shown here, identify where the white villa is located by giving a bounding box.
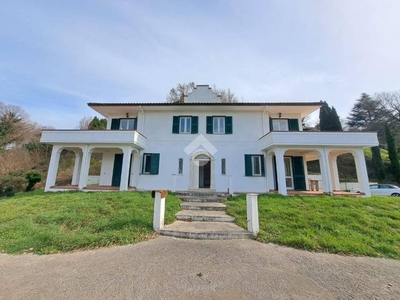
[41,85,378,197]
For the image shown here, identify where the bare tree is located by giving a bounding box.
[166,83,240,103]
[78,116,93,129]
[0,102,31,149]
[374,91,400,123]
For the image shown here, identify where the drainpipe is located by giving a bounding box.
[139,105,145,134]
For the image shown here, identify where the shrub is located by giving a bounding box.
[25,171,42,192]
[0,173,26,197]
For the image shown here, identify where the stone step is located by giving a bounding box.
[176,210,235,222]
[178,196,226,203]
[176,191,228,198]
[158,221,253,240]
[180,202,227,211]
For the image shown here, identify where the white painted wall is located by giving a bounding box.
[130,109,269,193]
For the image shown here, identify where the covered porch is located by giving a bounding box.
[260,131,378,197]
[41,130,146,192]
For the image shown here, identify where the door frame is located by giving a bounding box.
[189,151,215,190]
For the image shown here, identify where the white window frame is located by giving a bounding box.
[213,117,225,134]
[272,119,289,131]
[179,117,191,133]
[143,154,152,174]
[120,118,136,130]
[252,156,262,176]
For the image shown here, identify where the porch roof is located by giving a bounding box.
[260,131,378,151]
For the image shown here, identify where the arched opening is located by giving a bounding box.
[190,152,215,190]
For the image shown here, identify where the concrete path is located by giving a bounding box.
[0,237,399,300]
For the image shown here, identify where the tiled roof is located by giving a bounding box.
[88,101,323,107]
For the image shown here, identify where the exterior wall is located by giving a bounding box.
[99,151,119,186]
[134,109,269,193]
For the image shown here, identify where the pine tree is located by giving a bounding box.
[318,101,342,131]
[370,146,385,182]
[385,123,400,183]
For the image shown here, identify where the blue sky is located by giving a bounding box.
[1,0,399,128]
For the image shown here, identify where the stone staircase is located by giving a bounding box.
[159,191,253,240]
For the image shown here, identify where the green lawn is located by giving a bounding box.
[225,194,400,259]
[0,190,180,254]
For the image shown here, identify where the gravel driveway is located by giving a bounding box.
[0,236,399,299]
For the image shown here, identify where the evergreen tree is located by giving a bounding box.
[88,117,107,130]
[370,146,385,182]
[385,123,400,183]
[318,101,343,131]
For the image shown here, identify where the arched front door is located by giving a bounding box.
[196,154,211,188]
[190,152,215,190]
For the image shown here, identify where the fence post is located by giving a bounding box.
[246,193,259,236]
[153,191,166,231]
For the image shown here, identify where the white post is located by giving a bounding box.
[246,193,259,236]
[329,156,340,191]
[353,149,371,197]
[45,145,62,192]
[266,154,275,191]
[153,191,166,231]
[120,147,131,191]
[318,148,333,195]
[275,149,287,196]
[71,151,82,185]
[78,147,91,190]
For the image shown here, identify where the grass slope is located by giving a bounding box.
[226,194,400,259]
[0,190,180,254]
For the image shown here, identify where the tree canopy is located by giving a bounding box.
[318,101,343,131]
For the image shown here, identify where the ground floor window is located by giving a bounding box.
[142,153,160,175]
[244,154,265,176]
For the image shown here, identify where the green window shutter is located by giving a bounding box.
[150,153,160,175]
[206,116,213,134]
[111,119,120,130]
[260,155,265,176]
[191,116,198,134]
[172,116,179,134]
[288,119,299,131]
[269,117,273,132]
[225,116,233,134]
[134,117,138,130]
[244,155,253,176]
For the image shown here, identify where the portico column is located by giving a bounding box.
[319,148,333,195]
[45,145,62,192]
[266,153,275,192]
[120,147,132,191]
[275,148,287,196]
[71,151,82,186]
[353,149,371,197]
[78,146,92,190]
[329,155,340,191]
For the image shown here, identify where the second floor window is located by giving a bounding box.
[206,116,233,134]
[120,119,137,130]
[172,116,198,134]
[213,117,225,134]
[272,119,288,131]
[179,117,191,133]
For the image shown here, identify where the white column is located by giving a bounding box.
[78,146,91,190]
[130,152,140,188]
[120,147,132,191]
[329,155,340,191]
[318,148,333,195]
[45,145,62,192]
[153,191,166,231]
[246,194,259,236]
[266,153,275,191]
[303,156,310,190]
[275,148,287,196]
[353,149,371,197]
[71,151,82,186]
